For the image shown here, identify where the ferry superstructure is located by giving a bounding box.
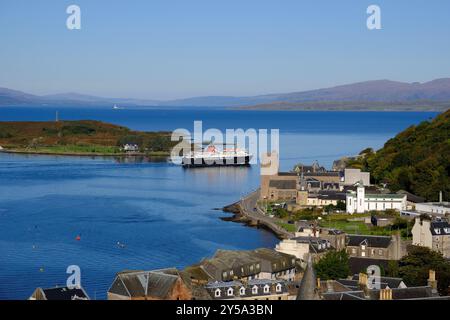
[182,145,252,168]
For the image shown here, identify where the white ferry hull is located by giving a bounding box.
[182,155,252,168]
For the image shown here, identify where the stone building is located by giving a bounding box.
[346,234,404,260]
[107,268,193,300]
[205,279,289,300]
[198,248,297,283]
[412,217,450,258]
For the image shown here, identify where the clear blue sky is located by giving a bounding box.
[1,0,450,99]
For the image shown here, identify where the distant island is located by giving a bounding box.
[0,120,175,157]
[2,78,450,111]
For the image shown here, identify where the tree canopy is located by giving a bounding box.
[314,250,350,280]
[348,110,450,201]
[398,245,450,295]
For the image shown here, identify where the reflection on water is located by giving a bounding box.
[0,109,437,300]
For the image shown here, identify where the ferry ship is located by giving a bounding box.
[182,145,252,168]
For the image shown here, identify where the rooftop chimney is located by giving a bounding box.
[326,280,334,293]
[358,273,368,287]
[439,191,443,203]
[380,288,393,300]
[428,270,438,295]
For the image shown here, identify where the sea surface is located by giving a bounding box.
[0,107,438,299]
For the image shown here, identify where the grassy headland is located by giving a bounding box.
[0,120,176,156]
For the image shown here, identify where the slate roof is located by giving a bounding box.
[317,191,347,201]
[322,291,366,300]
[109,268,183,299]
[38,286,89,300]
[368,286,434,300]
[296,257,319,300]
[269,180,297,190]
[351,274,405,289]
[430,221,450,236]
[396,190,425,203]
[347,235,392,248]
[348,257,390,275]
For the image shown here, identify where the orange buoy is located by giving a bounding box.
[75,235,81,241]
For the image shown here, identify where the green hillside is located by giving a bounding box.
[349,110,450,201]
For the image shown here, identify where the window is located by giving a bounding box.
[352,248,357,254]
[215,289,221,298]
[240,287,246,296]
[222,272,227,279]
[227,288,234,297]
[264,285,270,293]
[378,250,383,255]
[276,284,282,293]
[252,286,258,295]
[230,270,234,276]
[250,265,254,271]
[256,263,260,269]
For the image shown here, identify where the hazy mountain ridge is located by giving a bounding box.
[2,78,450,110]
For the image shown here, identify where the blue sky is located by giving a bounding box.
[0,0,450,99]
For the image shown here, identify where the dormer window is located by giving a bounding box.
[435,229,441,235]
[263,285,270,293]
[252,286,258,295]
[256,263,260,269]
[240,287,246,296]
[230,270,234,276]
[227,288,234,297]
[276,284,282,293]
[222,272,227,279]
[215,289,221,298]
[250,265,254,271]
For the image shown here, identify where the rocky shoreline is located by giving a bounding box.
[221,202,287,240]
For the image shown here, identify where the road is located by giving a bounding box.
[238,189,294,239]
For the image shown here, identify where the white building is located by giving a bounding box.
[275,237,331,261]
[415,202,450,216]
[346,181,407,214]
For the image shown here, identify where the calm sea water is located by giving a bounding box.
[0,107,437,299]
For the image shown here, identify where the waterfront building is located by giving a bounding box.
[204,279,289,300]
[346,234,404,260]
[199,250,262,282]
[197,248,297,283]
[29,286,90,300]
[412,217,450,258]
[346,181,407,214]
[275,237,332,262]
[245,248,297,282]
[122,144,139,152]
[107,268,193,300]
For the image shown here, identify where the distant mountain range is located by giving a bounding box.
[2,79,450,111]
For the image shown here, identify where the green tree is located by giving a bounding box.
[398,246,450,295]
[147,135,171,152]
[314,250,350,280]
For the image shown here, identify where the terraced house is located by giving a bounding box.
[205,279,289,300]
[346,234,404,260]
[412,217,450,258]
